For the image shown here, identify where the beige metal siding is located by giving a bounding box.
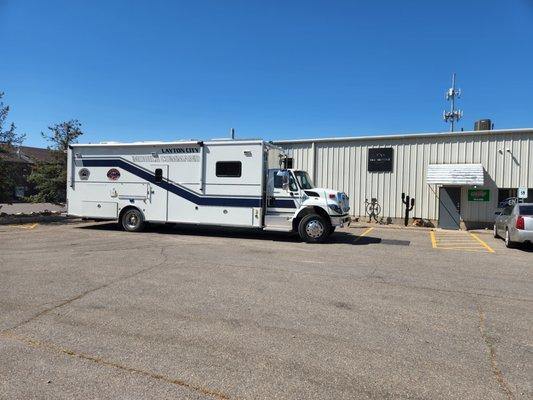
[279,130,533,223]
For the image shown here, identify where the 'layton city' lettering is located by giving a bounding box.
[161,147,200,154]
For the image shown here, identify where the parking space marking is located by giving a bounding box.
[8,223,39,230]
[353,227,374,242]
[430,231,437,248]
[470,233,495,253]
[430,230,495,253]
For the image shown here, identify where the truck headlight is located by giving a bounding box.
[328,204,343,214]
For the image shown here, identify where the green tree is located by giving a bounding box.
[28,120,83,203]
[0,92,26,202]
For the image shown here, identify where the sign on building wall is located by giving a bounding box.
[518,187,528,199]
[468,189,490,202]
[368,148,393,172]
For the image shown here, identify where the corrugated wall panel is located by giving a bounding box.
[279,130,533,223]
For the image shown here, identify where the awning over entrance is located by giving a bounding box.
[426,163,484,185]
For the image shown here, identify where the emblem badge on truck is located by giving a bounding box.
[107,168,121,181]
[78,168,90,180]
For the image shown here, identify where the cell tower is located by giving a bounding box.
[443,73,463,132]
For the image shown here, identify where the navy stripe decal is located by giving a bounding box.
[80,159,298,208]
[271,198,297,208]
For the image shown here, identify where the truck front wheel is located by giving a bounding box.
[121,208,145,232]
[298,214,331,243]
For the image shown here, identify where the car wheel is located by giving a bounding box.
[493,225,499,238]
[121,208,145,232]
[504,229,515,248]
[298,214,330,243]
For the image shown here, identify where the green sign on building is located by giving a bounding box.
[468,189,490,202]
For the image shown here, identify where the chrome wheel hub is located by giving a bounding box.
[306,220,324,239]
[126,212,138,229]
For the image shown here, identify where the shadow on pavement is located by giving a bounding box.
[513,243,533,253]
[78,221,382,246]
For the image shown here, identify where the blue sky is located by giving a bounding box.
[1,0,533,147]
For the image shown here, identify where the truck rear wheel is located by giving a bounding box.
[298,214,330,243]
[121,208,145,232]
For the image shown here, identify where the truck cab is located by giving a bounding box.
[264,168,350,242]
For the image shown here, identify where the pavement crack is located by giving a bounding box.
[1,246,170,333]
[475,299,515,400]
[0,331,231,400]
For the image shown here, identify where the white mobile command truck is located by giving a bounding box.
[67,139,350,243]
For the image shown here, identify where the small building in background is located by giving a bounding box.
[276,128,533,229]
[0,146,54,201]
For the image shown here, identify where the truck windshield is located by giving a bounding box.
[294,171,314,189]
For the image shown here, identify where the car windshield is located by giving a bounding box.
[519,205,533,215]
[293,170,314,189]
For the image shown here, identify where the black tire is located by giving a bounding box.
[504,229,515,248]
[329,226,336,235]
[298,214,331,243]
[121,208,145,232]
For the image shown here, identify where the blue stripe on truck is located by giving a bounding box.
[81,158,295,209]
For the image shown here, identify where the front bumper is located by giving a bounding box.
[331,214,351,228]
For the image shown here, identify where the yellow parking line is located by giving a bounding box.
[437,244,485,250]
[435,248,487,252]
[435,239,475,241]
[430,231,437,248]
[353,227,374,242]
[9,223,38,230]
[431,230,495,253]
[470,233,495,253]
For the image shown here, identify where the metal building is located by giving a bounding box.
[276,128,533,229]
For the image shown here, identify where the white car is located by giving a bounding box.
[494,203,533,248]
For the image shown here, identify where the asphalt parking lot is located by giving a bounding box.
[0,221,532,400]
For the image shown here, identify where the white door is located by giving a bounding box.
[264,169,300,230]
[145,164,168,222]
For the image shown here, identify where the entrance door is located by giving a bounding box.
[146,164,169,222]
[439,186,461,230]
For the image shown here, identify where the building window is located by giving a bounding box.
[154,168,163,183]
[216,161,242,177]
[284,157,293,169]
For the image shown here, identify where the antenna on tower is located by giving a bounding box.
[443,73,463,132]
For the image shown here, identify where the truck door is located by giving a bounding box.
[264,169,300,230]
[146,164,169,222]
